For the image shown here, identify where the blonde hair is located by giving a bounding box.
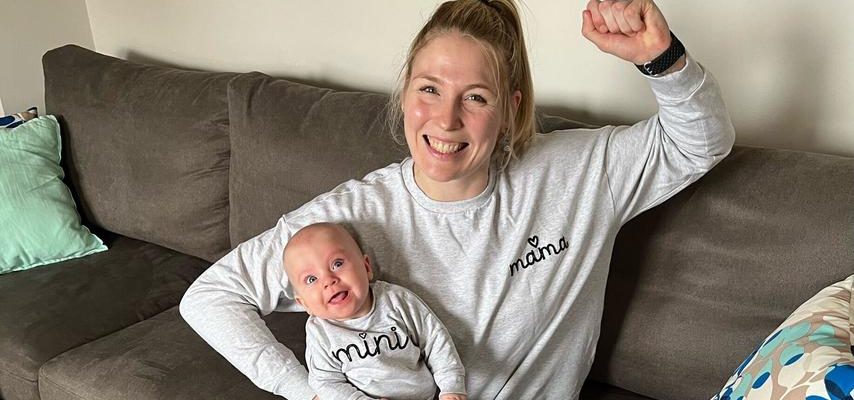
[388,0,535,169]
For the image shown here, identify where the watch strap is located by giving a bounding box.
[635,31,685,76]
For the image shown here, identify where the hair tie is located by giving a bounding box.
[479,0,497,9]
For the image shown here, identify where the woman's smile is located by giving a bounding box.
[424,135,469,156]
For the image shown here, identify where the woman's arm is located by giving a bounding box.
[580,0,735,223]
[603,56,735,224]
[179,217,316,400]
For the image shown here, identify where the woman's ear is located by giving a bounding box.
[500,90,524,137]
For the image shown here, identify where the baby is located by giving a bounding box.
[283,222,467,400]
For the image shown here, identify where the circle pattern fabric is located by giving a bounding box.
[712,275,854,400]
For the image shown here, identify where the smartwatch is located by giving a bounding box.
[635,31,685,76]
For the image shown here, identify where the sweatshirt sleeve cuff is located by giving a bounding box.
[435,373,467,396]
[272,366,315,400]
[646,53,704,101]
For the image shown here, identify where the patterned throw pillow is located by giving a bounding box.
[0,107,38,129]
[712,275,854,400]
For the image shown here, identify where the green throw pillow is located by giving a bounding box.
[0,115,106,273]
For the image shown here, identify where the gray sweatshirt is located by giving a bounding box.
[306,280,465,400]
[180,56,735,400]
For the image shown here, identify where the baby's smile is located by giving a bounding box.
[328,290,350,305]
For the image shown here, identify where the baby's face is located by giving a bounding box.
[284,225,373,321]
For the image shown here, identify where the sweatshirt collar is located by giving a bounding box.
[401,157,496,214]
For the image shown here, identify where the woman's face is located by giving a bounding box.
[402,33,506,201]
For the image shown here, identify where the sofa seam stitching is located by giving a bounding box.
[38,368,104,400]
[0,366,37,384]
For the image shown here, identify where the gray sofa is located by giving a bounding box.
[0,44,851,400]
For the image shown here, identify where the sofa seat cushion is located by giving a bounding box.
[43,45,236,262]
[591,147,854,400]
[39,307,308,400]
[0,234,209,400]
[581,380,655,400]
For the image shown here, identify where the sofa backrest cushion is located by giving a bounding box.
[43,45,234,262]
[591,146,854,399]
[227,73,407,245]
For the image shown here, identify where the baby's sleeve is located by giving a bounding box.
[406,291,467,396]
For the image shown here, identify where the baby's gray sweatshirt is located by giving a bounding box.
[305,280,465,400]
[180,56,735,400]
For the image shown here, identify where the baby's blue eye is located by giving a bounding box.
[331,259,344,270]
[305,275,317,285]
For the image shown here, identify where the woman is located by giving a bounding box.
[180,0,735,398]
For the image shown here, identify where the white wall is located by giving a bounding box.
[0,0,94,115]
[81,1,854,156]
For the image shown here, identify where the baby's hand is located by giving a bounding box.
[439,394,466,400]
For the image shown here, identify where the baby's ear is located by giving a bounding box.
[364,254,373,280]
[294,297,311,315]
